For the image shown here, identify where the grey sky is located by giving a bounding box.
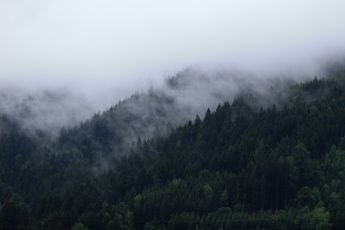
[1,0,345,101]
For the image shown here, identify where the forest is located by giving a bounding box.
[2,67,345,229]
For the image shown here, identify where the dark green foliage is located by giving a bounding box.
[2,71,345,229]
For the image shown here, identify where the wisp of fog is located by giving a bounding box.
[0,0,345,132]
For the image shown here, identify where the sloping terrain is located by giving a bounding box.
[1,67,345,229]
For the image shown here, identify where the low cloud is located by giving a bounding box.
[0,0,344,134]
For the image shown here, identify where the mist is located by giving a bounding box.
[1,0,345,132]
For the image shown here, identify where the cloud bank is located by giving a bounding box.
[0,0,345,109]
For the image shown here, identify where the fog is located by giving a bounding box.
[0,0,345,130]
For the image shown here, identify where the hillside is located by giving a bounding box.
[1,67,345,229]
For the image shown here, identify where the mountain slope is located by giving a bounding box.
[1,67,345,229]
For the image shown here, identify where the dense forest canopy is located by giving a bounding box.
[1,66,345,229]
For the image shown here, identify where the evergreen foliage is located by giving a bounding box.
[1,68,345,229]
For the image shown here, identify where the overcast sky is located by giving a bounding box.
[1,0,345,101]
